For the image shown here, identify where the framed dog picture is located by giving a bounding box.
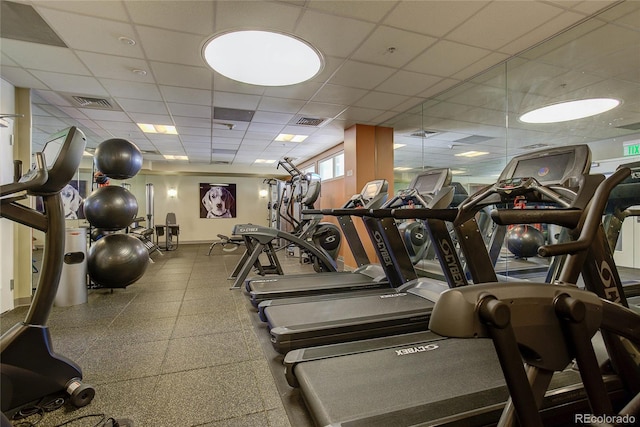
[36,180,87,219]
[200,183,236,218]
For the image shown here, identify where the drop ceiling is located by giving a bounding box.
[1,0,638,175]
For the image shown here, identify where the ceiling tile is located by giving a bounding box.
[101,79,163,101]
[406,41,492,78]
[263,81,324,101]
[252,111,295,125]
[329,60,396,90]
[36,8,144,58]
[447,2,563,51]
[214,1,300,33]
[352,26,437,68]
[212,92,261,110]
[1,39,90,74]
[384,1,488,37]
[81,110,130,122]
[35,1,130,20]
[173,116,211,128]
[376,71,441,96]
[126,1,214,35]
[168,103,212,119]
[136,26,206,67]
[177,126,212,137]
[128,112,173,125]
[307,0,397,22]
[76,51,152,81]
[354,91,410,111]
[296,10,376,58]
[117,98,168,115]
[299,102,346,118]
[29,70,108,95]
[0,67,49,90]
[500,11,585,55]
[311,84,368,105]
[150,62,212,89]
[160,86,212,106]
[257,97,306,114]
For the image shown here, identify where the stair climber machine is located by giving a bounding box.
[251,169,452,312]
[281,144,640,426]
[245,179,390,307]
[229,159,341,289]
[1,127,96,418]
[259,145,591,353]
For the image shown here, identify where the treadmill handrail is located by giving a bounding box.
[538,167,630,257]
[0,153,48,197]
[490,208,583,229]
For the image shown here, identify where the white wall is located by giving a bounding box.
[144,174,270,243]
[1,78,16,313]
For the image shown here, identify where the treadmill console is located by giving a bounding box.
[348,179,389,208]
[392,168,452,208]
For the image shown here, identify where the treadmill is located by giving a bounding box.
[246,169,452,307]
[263,145,593,354]
[281,149,637,427]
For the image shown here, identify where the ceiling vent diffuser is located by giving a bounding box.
[65,94,121,111]
[408,130,438,138]
[290,115,327,127]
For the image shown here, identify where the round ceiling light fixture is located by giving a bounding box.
[202,30,323,86]
[519,98,620,124]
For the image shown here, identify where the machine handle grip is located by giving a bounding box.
[538,167,630,257]
[301,209,322,215]
[0,152,48,197]
[491,209,583,228]
[323,208,370,217]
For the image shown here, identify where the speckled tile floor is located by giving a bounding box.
[1,243,317,427]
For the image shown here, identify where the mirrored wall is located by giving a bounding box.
[388,0,639,188]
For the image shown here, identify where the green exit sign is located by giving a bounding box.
[624,143,640,157]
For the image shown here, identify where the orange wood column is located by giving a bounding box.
[342,124,394,269]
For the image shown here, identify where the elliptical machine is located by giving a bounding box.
[0,126,95,416]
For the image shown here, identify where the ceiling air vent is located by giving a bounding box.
[454,135,493,144]
[212,160,231,165]
[290,115,327,127]
[64,94,121,111]
[409,130,438,138]
[616,121,640,131]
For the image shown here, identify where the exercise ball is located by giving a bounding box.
[94,138,143,179]
[84,186,138,230]
[506,225,545,258]
[87,234,149,288]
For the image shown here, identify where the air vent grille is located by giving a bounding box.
[72,96,113,109]
[454,135,493,144]
[617,122,640,131]
[212,160,231,165]
[290,115,328,127]
[409,130,438,138]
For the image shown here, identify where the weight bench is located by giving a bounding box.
[207,234,245,255]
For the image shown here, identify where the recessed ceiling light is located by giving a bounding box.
[132,69,147,76]
[519,98,620,124]
[455,151,489,158]
[276,134,308,143]
[83,151,93,157]
[202,30,323,86]
[451,169,467,175]
[393,144,406,149]
[255,159,276,164]
[163,155,188,160]
[138,123,178,135]
[394,167,412,171]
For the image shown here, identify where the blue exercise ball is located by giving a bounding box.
[506,225,545,258]
[87,234,149,288]
[84,186,138,230]
[94,138,143,180]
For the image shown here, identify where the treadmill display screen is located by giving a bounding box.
[511,152,572,183]
[41,134,66,170]
[363,182,381,199]
[414,173,442,195]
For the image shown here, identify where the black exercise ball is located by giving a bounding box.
[84,186,138,230]
[94,138,143,180]
[90,228,107,241]
[506,225,545,258]
[87,234,149,288]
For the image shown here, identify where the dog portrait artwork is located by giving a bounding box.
[61,183,84,219]
[200,183,236,218]
[37,180,87,219]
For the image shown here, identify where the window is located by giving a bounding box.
[318,152,345,180]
